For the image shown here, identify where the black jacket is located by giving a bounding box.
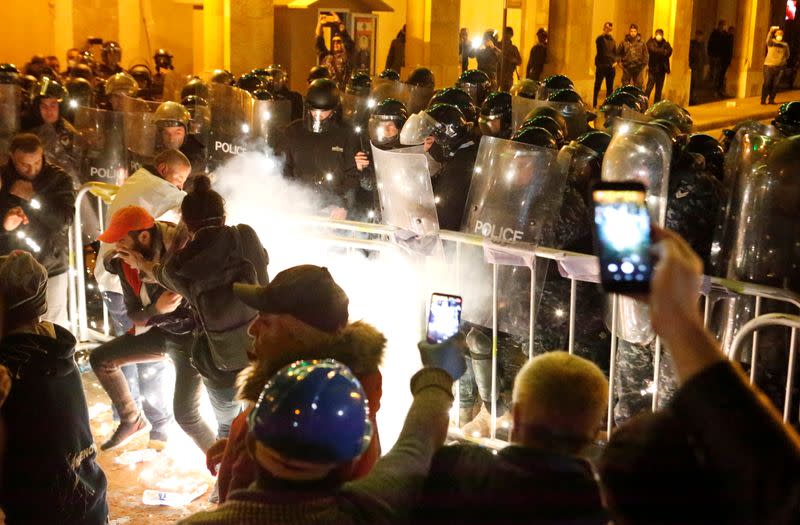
[595,34,617,68]
[618,34,649,71]
[432,142,478,231]
[0,160,76,276]
[0,324,108,524]
[526,43,547,80]
[276,119,361,211]
[386,31,406,72]
[416,443,607,524]
[276,87,305,123]
[155,224,269,384]
[646,37,673,74]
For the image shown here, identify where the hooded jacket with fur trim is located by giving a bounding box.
[216,320,386,503]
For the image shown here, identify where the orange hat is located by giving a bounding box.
[97,206,156,243]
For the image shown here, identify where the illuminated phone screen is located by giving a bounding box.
[427,293,463,344]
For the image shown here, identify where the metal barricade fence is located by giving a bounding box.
[68,184,800,447]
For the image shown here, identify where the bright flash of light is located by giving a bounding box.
[241,123,251,134]
[261,111,271,121]
[354,126,362,134]
[471,36,482,49]
[367,98,376,109]
[29,198,41,210]
[69,99,79,109]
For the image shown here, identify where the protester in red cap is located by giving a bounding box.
[205,264,386,502]
[90,206,218,452]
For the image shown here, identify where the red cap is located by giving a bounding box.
[97,206,156,243]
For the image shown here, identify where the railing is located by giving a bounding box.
[68,183,800,446]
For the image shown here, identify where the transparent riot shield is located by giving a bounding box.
[123,110,158,172]
[342,92,371,129]
[722,122,780,190]
[0,83,21,162]
[371,144,439,238]
[118,93,161,114]
[161,70,189,102]
[511,97,587,139]
[597,105,650,131]
[371,78,404,104]
[459,136,564,336]
[75,106,128,185]
[208,84,254,170]
[397,84,434,115]
[601,122,673,344]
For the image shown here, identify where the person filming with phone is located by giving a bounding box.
[315,12,354,89]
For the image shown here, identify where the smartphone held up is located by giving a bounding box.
[591,182,653,294]
[426,293,463,344]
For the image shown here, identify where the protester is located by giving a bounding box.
[178,335,465,524]
[0,133,75,328]
[385,25,406,74]
[526,28,549,81]
[594,22,617,108]
[0,251,108,524]
[645,29,673,103]
[416,351,609,524]
[474,30,502,86]
[599,226,800,524]
[316,12,354,89]
[120,175,269,442]
[207,264,386,502]
[618,24,648,89]
[459,28,471,73]
[762,26,790,105]
[499,27,522,92]
[689,29,706,105]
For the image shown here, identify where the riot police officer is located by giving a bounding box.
[267,64,303,122]
[275,78,360,218]
[98,41,124,79]
[772,101,800,137]
[152,48,174,100]
[153,101,207,174]
[478,92,512,139]
[456,69,493,106]
[129,64,154,100]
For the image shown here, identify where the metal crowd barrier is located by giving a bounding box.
[67,184,800,447]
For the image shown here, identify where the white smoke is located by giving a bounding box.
[211,149,433,449]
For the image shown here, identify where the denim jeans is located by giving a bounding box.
[103,291,172,440]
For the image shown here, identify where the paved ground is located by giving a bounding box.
[690,89,800,136]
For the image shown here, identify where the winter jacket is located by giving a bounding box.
[104,221,195,335]
[276,119,361,211]
[667,361,800,524]
[707,28,726,58]
[154,223,269,381]
[0,160,75,277]
[415,444,607,524]
[316,30,355,88]
[500,41,523,90]
[216,320,386,502]
[646,37,673,74]
[475,46,503,81]
[527,43,548,80]
[94,165,186,293]
[178,367,454,525]
[385,31,406,73]
[765,33,790,67]
[595,33,617,68]
[617,34,649,72]
[432,142,478,231]
[0,323,108,524]
[27,118,81,181]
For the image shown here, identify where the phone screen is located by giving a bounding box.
[427,293,463,344]
[592,185,652,292]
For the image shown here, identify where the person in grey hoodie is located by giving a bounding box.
[762,26,790,105]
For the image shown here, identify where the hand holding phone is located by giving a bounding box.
[592,182,653,293]
[426,293,463,344]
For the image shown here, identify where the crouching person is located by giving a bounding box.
[179,337,466,524]
[0,251,108,524]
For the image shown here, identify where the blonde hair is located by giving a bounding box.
[513,351,608,443]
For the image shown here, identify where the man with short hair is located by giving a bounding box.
[415,351,609,524]
[594,22,617,108]
[526,28,549,81]
[92,148,190,449]
[0,133,75,328]
[90,206,219,452]
[618,23,649,89]
[0,251,108,524]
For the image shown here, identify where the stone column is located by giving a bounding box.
[203,0,228,71]
[229,0,274,75]
[405,0,461,88]
[653,0,694,106]
[546,0,595,100]
[731,0,771,98]
[53,0,75,56]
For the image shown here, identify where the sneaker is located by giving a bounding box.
[100,416,152,451]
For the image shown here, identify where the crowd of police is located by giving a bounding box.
[0,30,799,524]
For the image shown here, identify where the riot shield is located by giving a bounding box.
[208,84,254,170]
[601,122,672,344]
[74,106,128,185]
[722,122,779,190]
[342,92,371,129]
[597,105,650,131]
[392,84,434,115]
[118,94,161,114]
[371,78,404,104]
[161,70,189,102]
[511,97,587,139]
[459,136,564,336]
[371,144,439,238]
[0,83,21,162]
[122,110,158,172]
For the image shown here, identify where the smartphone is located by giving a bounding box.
[591,182,653,293]
[426,293,463,344]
